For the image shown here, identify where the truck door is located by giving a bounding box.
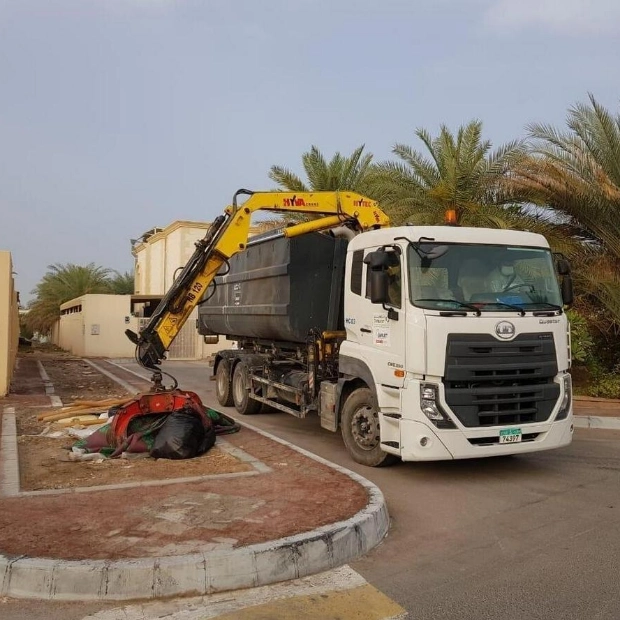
[343,248,407,394]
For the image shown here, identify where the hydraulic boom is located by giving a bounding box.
[126,189,389,371]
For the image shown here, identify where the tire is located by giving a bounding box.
[215,359,234,407]
[341,387,399,467]
[232,361,262,415]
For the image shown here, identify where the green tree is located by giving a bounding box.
[269,145,374,193]
[266,145,375,225]
[512,95,620,335]
[107,270,135,295]
[24,263,112,334]
[368,120,530,227]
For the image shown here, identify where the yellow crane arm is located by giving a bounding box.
[126,189,390,369]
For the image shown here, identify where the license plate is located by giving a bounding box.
[499,428,522,444]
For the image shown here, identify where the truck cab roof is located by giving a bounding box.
[348,226,551,250]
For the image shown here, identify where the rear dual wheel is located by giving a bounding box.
[232,361,262,415]
[215,359,234,407]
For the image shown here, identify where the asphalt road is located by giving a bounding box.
[5,359,619,619]
[145,360,620,620]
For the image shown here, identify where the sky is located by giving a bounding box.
[1,0,619,302]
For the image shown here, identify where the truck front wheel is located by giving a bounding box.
[232,361,262,415]
[341,387,399,467]
[215,359,234,407]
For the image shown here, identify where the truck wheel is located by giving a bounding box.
[232,362,262,415]
[341,387,399,467]
[215,359,234,407]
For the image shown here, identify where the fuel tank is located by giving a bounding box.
[198,231,348,343]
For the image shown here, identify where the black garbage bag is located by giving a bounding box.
[150,411,216,460]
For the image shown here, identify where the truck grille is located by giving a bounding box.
[444,333,559,428]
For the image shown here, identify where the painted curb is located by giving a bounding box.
[0,420,389,601]
[573,415,620,431]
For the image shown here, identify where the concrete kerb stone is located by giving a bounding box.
[573,415,620,431]
[0,415,389,601]
[1,410,20,497]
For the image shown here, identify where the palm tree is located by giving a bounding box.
[24,263,112,334]
[107,270,135,295]
[368,120,530,227]
[265,145,376,226]
[512,94,620,334]
[269,144,374,193]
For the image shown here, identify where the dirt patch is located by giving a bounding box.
[18,437,252,492]
[3,348,252,492]
[37,351,129,403]
[0,349,369,561]
[0,428,368,560]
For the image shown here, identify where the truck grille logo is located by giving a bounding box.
[495,321,515,339]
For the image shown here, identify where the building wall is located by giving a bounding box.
[0,251,19,396]
[54,294,138,358]
[164,227,183,292]
[148,237,166,295]
[134,251,146,295]
[56,304,85,356]
[132,222,213,360]
[134,222,213,296]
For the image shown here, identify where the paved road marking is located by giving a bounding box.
[36,360,63,407]
[211,583,407,619]
[105,359,152,382]
[85,359,139,394]
[83,566,407,620]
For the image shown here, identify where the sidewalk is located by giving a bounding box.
[573,395,620,430]
[0,352,391,605]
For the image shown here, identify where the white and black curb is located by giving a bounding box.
[37,360,63,408]
[0,419,389,601]
[0,409,19,497]
[573,415,620,431]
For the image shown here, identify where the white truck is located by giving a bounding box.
[195,194,574,466]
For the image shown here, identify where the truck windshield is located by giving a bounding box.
[407,243,563,312]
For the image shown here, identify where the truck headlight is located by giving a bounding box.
[420,383,456,429]
[556,374,572,420]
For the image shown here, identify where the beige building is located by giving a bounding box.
[50,221,225,362]
[132,221,226,361]
[133,221,214,296]
[52,219,269,362]
[0,251,20,396]
[52,294,138,358]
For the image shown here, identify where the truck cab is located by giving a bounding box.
[339,226,573,464]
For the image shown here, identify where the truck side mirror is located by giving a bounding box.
[364,249,390,304]
[368,270,389,304]
[556,258,571,276]
[555,256,573,306]
[561,276,574,307]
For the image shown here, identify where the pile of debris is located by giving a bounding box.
[38,391,239,461]
[37,397,131,429]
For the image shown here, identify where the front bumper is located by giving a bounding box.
[399,415,573,461]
